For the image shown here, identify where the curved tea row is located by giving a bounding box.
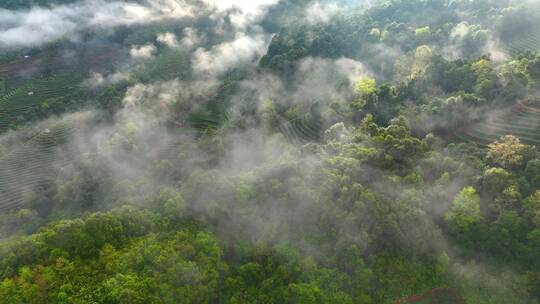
[0,121,74,212]
[456,102,540,147]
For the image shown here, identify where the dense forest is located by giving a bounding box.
[1,0,540,303]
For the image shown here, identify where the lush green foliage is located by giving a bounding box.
[2,0,540,303]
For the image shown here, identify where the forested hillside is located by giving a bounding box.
[1,0,540,303]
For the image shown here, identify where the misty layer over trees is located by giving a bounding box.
[1,0,540,303]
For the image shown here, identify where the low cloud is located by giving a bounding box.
[0,0,195,49]
[203,0,280,30]
[123,80,182,112]
[0,0,281,50]
[180,27,203,49]
[84,71,130,88]
[443,22,508,61]
[130,43,157,59]
[157,32,179,48]
[192,32,270,77]
[304,3,341,26]
[290,57,370,105]
[225,56,371,127]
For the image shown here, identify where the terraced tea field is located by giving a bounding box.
[455,101,540,146]
[0,121,73,212]
[0,74,84,132]
[279,113,322,145]
[501,29,540,57]
[0,43,127,133]
[133,49,190,81]
[0,115,206,213]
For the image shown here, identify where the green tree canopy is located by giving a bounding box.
[445,187,482,231]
